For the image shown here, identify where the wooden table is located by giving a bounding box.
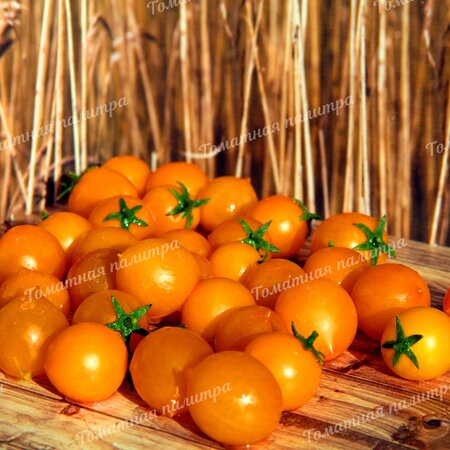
[1,238,449,449]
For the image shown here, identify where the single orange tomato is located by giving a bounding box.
[443,288,450,317]
[70,228,138,264]
[199,177,258,232]
[245,332,322,411]
[103,155,150,196]
[68,167,138,218]
[351,263,431,341]
[275,279,358,361]
[209,242,261,281]
[0,225,66,286]
[39,212,93,260]
[88,195,156,240]
[214,305,287,352]
[310,213,394,266]
[0,268,70,316]
[116,239,200,320]
[182,277,255,342]
[66,248,118,312]
[303,247,370,294]
[242,259,306,309]
[248,195,318,258]
[161,229,211,258]
[145,161,208,198]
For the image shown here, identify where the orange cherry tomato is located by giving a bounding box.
[214,305,287,352]
[68,167,138,218]
[275,279,358,361]
[310,213,392,265]
[381,307,450,381]
[39,212,93,260]
[443,288,450,317]
[116,239,200,320]
[161,229,211,258]
[44,323,128,403]
[130,327,213,416]
[0,297,69,379]
[186,351,283,446]
[242,259,306,309]
[245,332,322,411]
[182,277,255,342]
[145,161,208,198]
[88,195,156,240]
[70,228,138,264]
[249,195,315,258]
[0,268,70,316]
[209,242,261,281]
[0,225,66,286]
[103,155,150,196]
[303,247,370,294]
[199,177,258,232]
[351,263,431,341]
[66,248,118,311]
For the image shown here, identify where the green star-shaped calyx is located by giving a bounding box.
[103,197,149,230]
[238,219,281,262]
[291,322,325,365]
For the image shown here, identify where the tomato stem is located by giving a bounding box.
[103,197,149,230]
[293,198,321,235]
[291,322,325,365]
[381,315,423,369]
[238,219,281,262]
[166,181,210,229]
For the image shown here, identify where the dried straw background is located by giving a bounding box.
[0,0,449,245]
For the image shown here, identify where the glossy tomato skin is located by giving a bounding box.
[145,162,208,198]
[88,195,156,240]
[182,277,255,342]
[39,212,93,260]
[310,212,389,264]
[214,305,287,351]
[130,327,213,416]
[66,248,119,311]
[199,177,258,232]
[44,323,128,403]
[245,332,322,411]
[381,307,450,381]
[249,195,309,258]
[443,288,450,317]
[275,279,358,360]
[142,185,201,235]
[186,351,283,446]
[303,247,370,294]
[161,229,211,258]
[0,268,70,317]
[116,239,200,320]
[0,297,69,379]
[70,228,138,264]
[68,167,138,218]
[103,155,150,196]
[242,259,306,309]
[0,225,66,286]
[351,263,431,341]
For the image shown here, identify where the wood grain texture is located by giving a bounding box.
[0,238,449,449]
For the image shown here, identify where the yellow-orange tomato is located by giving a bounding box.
[88,195,156,240]
[0,225,66,286]
[243,259,306,309]
[161,229,211,258]
[351,263,431,341]
[116,239,200,320]
[214,305,287,351]
[209,242,260,281]
[182,278,255,342]
[0,268,70,316]
[68,167,138,218]
[275,279,358,361]
[39,212,93,260]
[199,177,258,232]
[66,249,118,312]
[103,155,150,196]
[70,228,138,264]
[145,162,208,198]
[303,247,370,294]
